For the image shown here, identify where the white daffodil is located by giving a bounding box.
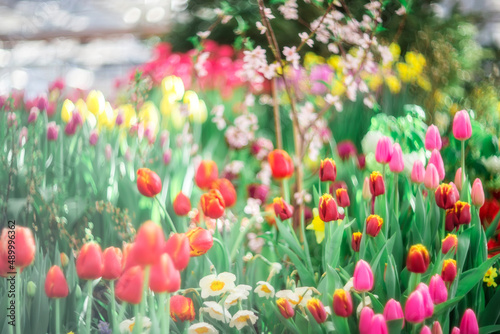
[202,301,232,322]
[229,310,258,330]
[254,281,275,299]
[275,290,300,305]
[356,296,373,316]
[188,322,219,334]
[344,277,354,292]
[295,286,315,307]
[224,285,252,308]
[119,317,151,334]
[199,272,236,298]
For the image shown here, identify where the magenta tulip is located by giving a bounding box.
[453,110,472,141]
[460,309,479,334]
[383,299,404,328]
[471,179,484,208]
[411,160,425,184]
[429,274,448,304]
[424,164,439,190]
[389,143,404,173]
[416,283,434,318]
[429,149,445,181]
[353,260,374,292]
[375,136,393,164]
[405,290,426,323]
[359,307,375,334]
[425,125,442,151]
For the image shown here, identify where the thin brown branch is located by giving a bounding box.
[297,1,336,52]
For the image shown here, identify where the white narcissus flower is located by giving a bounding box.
[199,272,236,298]
[119,317,151,334]
[344,277,354,292]
[276,289,300,305]
[224,285,252,308]
[202,301,232,322]
[271,262,282,274]
[254,281,275,299]
[229,310,258,330]
[188,322,219,334]
[295,286,315,307]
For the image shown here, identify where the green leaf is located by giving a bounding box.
[456,254,500,297]
[479,325,500,334]
[277,244,315,286]
[485,211,500,240]
[479,283,500,326]
[275,219,305,260]
[387,319,403,334]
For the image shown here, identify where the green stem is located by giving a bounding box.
[155,196,177,233]
[86,281,93,334]
[230,217,256,261]
[165,293,171,334]
[158,293,166,333]
[394,173,399,221]
[15,268,21,334]
[134,266,150,334]
[55,298,60,334]
[110,281,116,333]
[461,140,465,191]
[362,291,366,309]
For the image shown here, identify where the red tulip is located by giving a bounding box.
[441,259,457,283]
[173,192,191,216]
[369,171,385,197]
[435,183,458,210]
[170,295,195,322]
[307,298,328,323]
[45,265,69,298]
[318,194,338,222]
[186,227,213,257]
[115,266,144,304]
[406,244,430,274]
[332,289,353,317]
[277,298,294,319]
[195,160,219,189]
[366,215,383,237]
[352,232,362,252]
[268,149,294,179]
[0,226,36,269]
[442,234,458,255]
[102,247,123,280]
[76,242,103,280]
[131,221,165,265]
[319,158,337,182]
[149,253,180,293]
[200,189,225,219]
[273,197,294,220]
[336,188,350,207]
[211,178,237,207]
[137,168,162,197]
[164,233,190,270]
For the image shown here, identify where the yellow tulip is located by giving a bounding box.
[75,99,89,122]
[138,101,159,133]
[170,103,186,130]
[162,75,185,101]
[86,90,105,115]
[331,80,346,96]
[98,102,116,130]
[389,43,401,59]
[61,99,75,123]
[385,75,401,94]
[116,104,136,128]
[190,99,207,123]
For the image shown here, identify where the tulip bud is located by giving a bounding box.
[248,184,269,204]
[451,201,471,227]
[102,247,123,281]
[1,226,36,269]
[163,149,172,165]
[383,299,404,327]
[149,253,180,293]
[352,232,362,252]
[429,150,445,181]
[186,227,213,256]
[45,265,69,298]
[306,298,328,323]
[429,274,448,304]
[454,168,463,191]
[353,260,374,292]
[337,140,358,160]
[431,321,443,334]
[195,160,219,189]
[264,204,276,226]
[173,192,191,216]
[137,168,162,197]
[460,309,479,334]
[115,112,124,126]
[425,125,442,150]
[453,110,472,141]
[451,327,461,334]
[471,179,484,208]
[336,188,350,207]
[47,122,59,141]
[64,119,77,136]
[319,158,337,182]
[273,197,294,220]
[359,307,374,334]
[89,130,99,146]
[405,290,426,323]
[332,289,353,317]
[389,143,404,173]
[28,107,39,123]
[268,149,294,179]
[366,215,383,237]
[406,244,430,273]
[115,266,143,304]
[277,298,295,319]
[421,326,432,334]
[371,314,389,334]
[442,234,458,255]
[18,127,28,147]
[318,194,339,222]
[416,283,435,318]
[165,233,190,270]
[362,177,371,200]
[411,160,425,184]
[369,171,385,197]
[132,221,165,265]
[435,183,458,210]
[441,259,457,283]
[210,178,237,207]
[424,164,439,190]
[27,281,36,297]
[86,90,105,115]
[170,295,195,322]
[375,136,393,164]
[200,189,225,219]
[76,242,103,280]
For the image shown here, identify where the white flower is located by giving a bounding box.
[283,46,300,69]
[325,94,343,112]
[225,285,252,308]
[202,301,232,322]
[264,8,275,20]
[328,43,339,54]
[247,232,265,252]
[396,6,406,16]
[271,262,282,274]
[260,63,278,80]
[299,32,314,47]
[256,21,267,34]
[119,317,151,334]
[356,296,373,316]
[188,322,218,334]
[229,310,258,330]
[482,156,500,174]
[223,160,245,175]
[199,272,236,298]
[276,290,300,305]
[361,130,386,155]
[243,252,254,262]
[254,281,275,299]
[295,286,314,307]
[344,277,354,292]
[197,31,211,39]
[221,15,233,24]
[195,52,210,77]
[294,190,312,204]
[244,198,262,217]
[278,0,298,20]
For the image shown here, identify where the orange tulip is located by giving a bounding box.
[137,168,162,197]
[211,178,237,207]
[45,265,69,298]
[115,266,144,304]
[131,221,165,266]
[164,233,190,271]
[186,227,213,257]
[173,192,191,216]
[195,160,219,189]
[200,189,225,219]
[76,242,103,280]
[170,295,195,322]
[149,253,180,293]
[102,247,123,280]
[268,149,294,179]
[1,226,36,269]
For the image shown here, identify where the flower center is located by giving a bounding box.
[195,328,209,334]
[129,323,135,332]
[210,280,225,291]
[260,285,271,293]
[237,315,250,323]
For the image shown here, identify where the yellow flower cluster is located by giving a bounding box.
[484,267,498,288]
[395,51,431,91]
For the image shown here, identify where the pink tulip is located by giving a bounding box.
[389,143,404,173]
[371,314,388,334]
[460,309,479,334]
[453,110,472,141]
[362,177,371,200]
[115,112,124,126]
[375,136,393,164]
[47,122,59,141]
[429,274,448,304]
[425,125,442,151]
[421,326,432,334]
[405,290,426,323]
[89,130,99,146]
[359,307,374,334]
[105,144,112,161]
[19,127,28,147]
[163,149,172,165]
[383,299,404,328]
[471,179,484,207]
[429,149,445,181]
[411,160,425,184]
[454,168,463,191]
[451,327,461,334]
[431,321,443,334]
[416,283,434,318]
[28,107,39,123]
[353,260,374,292]
[424,164,439,190]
